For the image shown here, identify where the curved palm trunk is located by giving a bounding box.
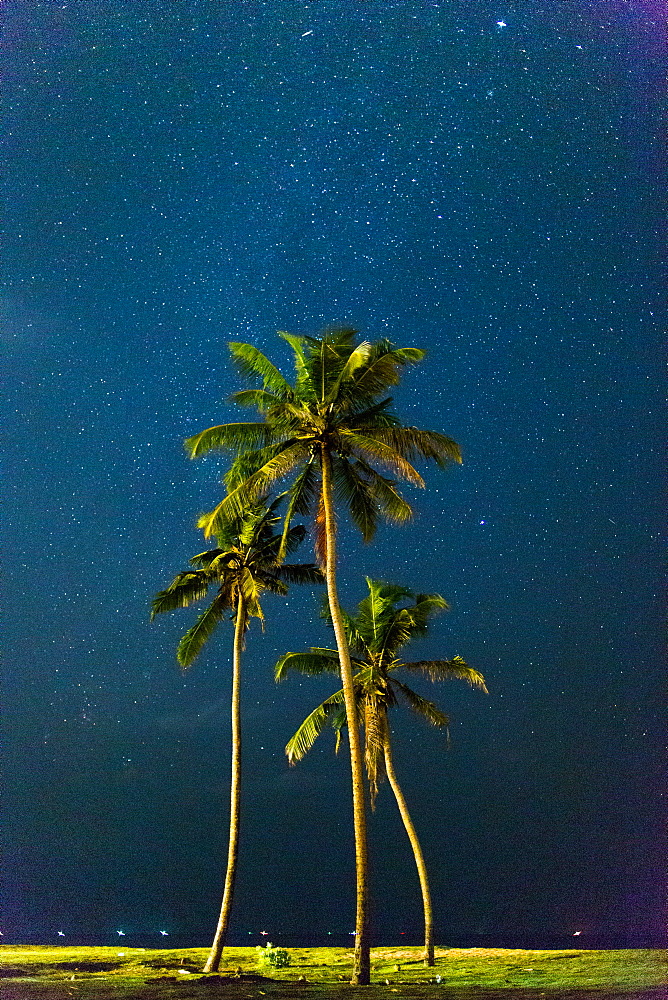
[203,593,246,973]
[321,447,371,986]
[383,730,434,966]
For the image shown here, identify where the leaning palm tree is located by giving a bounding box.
[275,578,487,966]
[183,329,461,983]
[151,497,322,973]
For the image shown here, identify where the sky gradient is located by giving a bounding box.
[4,1,665,947]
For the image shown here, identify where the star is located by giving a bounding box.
[117,930,126,936]
[57,931,65,937]
[159,930,169,936]
[496,20,507,28]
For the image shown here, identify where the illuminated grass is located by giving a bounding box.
[1,945,666,998]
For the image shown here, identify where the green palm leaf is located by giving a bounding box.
[185,422,275,459]
[228,342,293,397]
[278,456,319,560]
[342,431,425,486]
[274,649,340,682]
[370,427,462,467]
[363,468,414,523]
[285,688,346,763]
[326,341,373,401]
[391,678,450,728]
[198,441,312,537]
[176,596,229,668]
[228,389,281,411]
[276,563,324,586]
[332,455,379,542]
[150,571,212,619]
[401,656,488,690]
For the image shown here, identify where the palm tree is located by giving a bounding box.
[275,578,487,966]
[183,329,461,983]
[151,498,322,973]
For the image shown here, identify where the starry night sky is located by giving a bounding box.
[4,1,665,947]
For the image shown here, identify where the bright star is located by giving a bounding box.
[159,930,169,936]
[496,20,507,28]
[57,931,65,937]
[117,930,125,936]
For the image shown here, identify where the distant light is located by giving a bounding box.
[159,930,169,936]
[479,520,486,525]
[117,930,126,936]
[573,930,582,936]
[260,930,268,936]
[496,20,507,28]
[57,931,65,937]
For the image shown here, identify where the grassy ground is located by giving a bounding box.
[1,945,665,999]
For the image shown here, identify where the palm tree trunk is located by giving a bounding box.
[203,593,246,973]
[383,730,434,966]
[320,446,371,986]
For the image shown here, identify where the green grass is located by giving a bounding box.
[1,944,666,999]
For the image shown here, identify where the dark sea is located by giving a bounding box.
[7,931,664,950]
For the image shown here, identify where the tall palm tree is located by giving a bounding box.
[275,578,487,966]
[183,330,461,983]
[151,498,322,973]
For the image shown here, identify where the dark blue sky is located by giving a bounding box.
[4,1,665,946]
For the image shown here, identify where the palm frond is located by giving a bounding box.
[228,389,280,411]
[257,522,305,563]
[198,440,312,537]
[391,678,450,727]
[285,688,346,763]
[408,593,449,634]
[276,562,324,586]
[176,596,229,668]
[364,468,414,523]
[184,422,274,459]
[188,549,224,568]
[278,331,314,398]
[368,427,462,468]
[346,396,398,423]
[378,608,417,659]
[228,342,293,397]
[150,570,212,619]
[345,344,422,398]
[332,455,379,543]
[401,656,487,691]
[274,650,340,682]
[353,579,413,652]
[342,431,425,487]
[278,456,319,561]
[326,341,373,401]
[223,442,286,492]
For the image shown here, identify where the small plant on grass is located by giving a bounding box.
[256,943,291,968]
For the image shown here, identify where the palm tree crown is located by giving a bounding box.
[276,578,487,804]
[151,498,322,663]
[184,329,461,555]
